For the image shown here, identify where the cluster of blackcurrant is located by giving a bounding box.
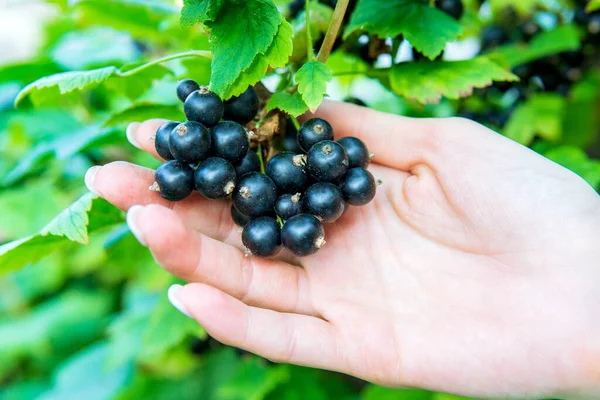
[150,80,378,258]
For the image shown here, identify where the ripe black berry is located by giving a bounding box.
[307,140,349,182]
[210,121,250,163]
[340,168,377,206]
[481,26,509,50]
[231,204,251,228]
[303,183,345,223]
[281,214,325,257]
[223,86,259,125]
[184,87,224,128]
[194,157,236,199]
[169,121,211,164]
[282,118,302,153]
[266,152,310,193]
[337,137,371,169]
[152,160,194,202]
[437,0,464,20]
[275,193,302,220]
[177,79,200,102]
[242,216,282,257]
[155,121,178,160]
[298,118,334,153]
[233,172,278,217]
[234,151,261,178]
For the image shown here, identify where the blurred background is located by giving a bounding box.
[0,0,598,399]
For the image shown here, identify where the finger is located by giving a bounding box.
[126,119,170,160]
[303,99,443,171]
[129,204,315,316]
[87,161,240,247]
[173,283,341,369]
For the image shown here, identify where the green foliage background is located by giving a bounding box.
[0,0,598,399]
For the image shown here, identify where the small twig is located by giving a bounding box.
[306,0,316,61]
[257,143,266,174]
[116,50,212,77]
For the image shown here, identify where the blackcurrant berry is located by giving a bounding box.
[233,172,278,217]
[437,0,464,20]
[223,86,259,125]
[169,121,211,164]
[234,151,261,178]
[210,121,250,163]
[266,152,310,193]
[154,121,178,160]
[281,214,325,257]
[231,204,251,228]
[194,157,237,199]
[518,20,541,42]
[152,160,194,202]
[242,216,282,257]
[340,168,377,206]
[303,182,345,223]
[307,140,349,182]
[176,79,200,102]
[283,118,302,153]
[481,26,509,50]
[298,118,334,153]
[337,137,371,169]
[184,87,224,128]
[275,193,302,220]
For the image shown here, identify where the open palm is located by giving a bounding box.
[87,101,600,399]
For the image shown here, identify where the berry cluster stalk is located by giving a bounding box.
[316,0,350,63]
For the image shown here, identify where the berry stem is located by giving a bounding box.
[276,216,284,228]
[116,50,212,78]
[306,0,316,61]
[257,143,266,174]
[316,0,350,63]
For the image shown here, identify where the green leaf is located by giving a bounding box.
[105,103,182,126]
[1,125,119,187]
[266,91,308,117]
[39,342,133,400]
[208,0,281,97]
[344,0,462,59]
[180,0,224,26]
[0,194,124,275]
[494,24,580,68]
[74,0,178,41]
[50,27,140,70]
[489,0,544,16]
[296,61,332,112]
[14,67,117,107]
[216,357,290,400]
[225,19,294,98]
[362,385,433,400]
[544,147,600,190]
[588,0,600,12]
[503,93,566,145]
[390,56,517,104]
[0,289,114,362]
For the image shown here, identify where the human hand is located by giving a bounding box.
[85,100,600,399]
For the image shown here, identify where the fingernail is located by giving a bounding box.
[126,122,142,149]
[168,284,191,318]
[84,166,101,195]
[127,205,147,246]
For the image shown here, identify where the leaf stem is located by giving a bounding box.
[290,116,301,130]
[257,143,266,174]
[306,0,316,61]
[116,50,212,77]
[316,0,350,63]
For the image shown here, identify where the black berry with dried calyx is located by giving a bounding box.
[151,160,194,202]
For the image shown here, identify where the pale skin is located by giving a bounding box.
[85,100,600,399]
